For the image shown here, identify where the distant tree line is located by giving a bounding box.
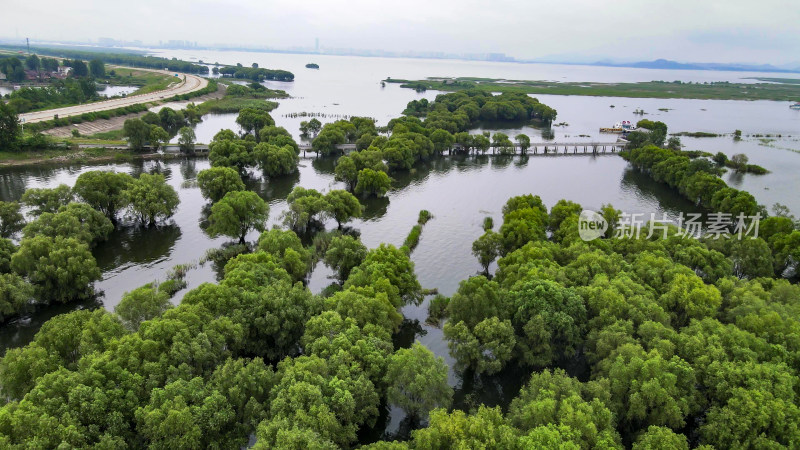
[214,65,295,82]
[0,45,210,74]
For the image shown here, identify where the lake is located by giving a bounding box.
[2,49,800,437]
[96,84,139,97]
[160,49,800,213]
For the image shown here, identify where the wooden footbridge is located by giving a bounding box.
[453,141,627,155]
[295,141,627,155]
[84,140,625,157]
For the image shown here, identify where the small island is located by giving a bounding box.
[305,63,319,69]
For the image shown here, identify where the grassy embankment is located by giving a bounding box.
[3,80,287,165]
[101,67,175,95]
[385,77,800,101]
[22,79,219,134]
[0,146,175,166]
[197,80,287,114]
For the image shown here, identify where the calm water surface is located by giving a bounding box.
[97,84,139,97]
[3,50,800,439]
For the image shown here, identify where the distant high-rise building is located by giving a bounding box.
[315,38,319,53]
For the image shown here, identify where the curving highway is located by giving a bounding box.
[18,69,208,124]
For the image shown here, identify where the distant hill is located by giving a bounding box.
[590,58,800,74]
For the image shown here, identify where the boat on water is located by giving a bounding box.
[790,102,800,110]
[600,120,637,133]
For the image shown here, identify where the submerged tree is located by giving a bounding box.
[11,236,101,303]
[115,284,173,331]
[254,143,299,177]
[20,185,73,216]
[334,156,359,191]
[354,168,392,198]
[384,342,452,420]
[72,171,133,221]
[324,235,368,282]
[324,190,362,228]
[197,167,246,203]
[0,202,25,238]
[472,230,502,274]
[209,139,253,175]
[283,187,329,232]
[22,203,113,247]
[236,108,274,140]
[207,191,269,244]
[124,174,180,226]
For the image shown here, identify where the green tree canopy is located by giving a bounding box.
[508,369,620,448]
[472,230,502,274]
[324,190,362,228]
[509,278,586,367]
[384,342,452,420]
[178,126,196,154]
[123,118,152,151]
[0,201,25,238]
[444,317,516,375]
[236,108,275,139]
[20,184,73,216]
[323,235,368,282]
[0,273,34,323]
[11,236,101,303]
[22,203,114,247]
[209,137,253,175]
[207,191,269,244]
[334,156,359,191]
[123,173,180,226]
[0,101,21,151]
[89,59,105,77]
[254,142,299,177]
[257,228,312,282]
[355,168,392,198]
[115,284,173,331]
[344,244,422,307]
[73,171,133,221]
[149,125,169,151]
[196,166,245,203]
[597,343,696,431]
[283,187,329,232]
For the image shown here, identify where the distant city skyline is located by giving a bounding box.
[4,0,799,66]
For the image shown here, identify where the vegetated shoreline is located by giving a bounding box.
[0,147,199,167]
[4,78,800,449]
[384,77,800,101]
[19,78,282,138]
[0,52,197,115]
[0,143,623,168]
[0,66,174,97]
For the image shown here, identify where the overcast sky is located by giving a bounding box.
[5,0,799,64]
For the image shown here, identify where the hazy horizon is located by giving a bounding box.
[4,0,799,65]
